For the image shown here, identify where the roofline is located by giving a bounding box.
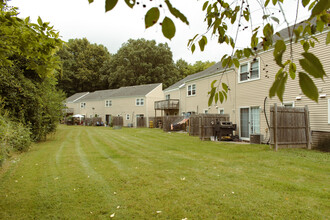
[145,83,163,96]
[70,92,89,103]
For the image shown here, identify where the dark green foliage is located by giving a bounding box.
[56,38,112,97]
[0,1,66,143]
[175,59,215,80]
[0,109,31,166]
[103,38,180,89]
[0,65,65,141]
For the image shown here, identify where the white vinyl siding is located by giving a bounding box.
[187,84,196,96]
[239,58,260,83]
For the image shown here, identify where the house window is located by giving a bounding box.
[239,59,260,82]
[187,84,196,96]
[80,102,86,109]
[204,109,208,114]
[166,94,170,100]
[126,114,130,120]
[282,101,294,108]
[105,100,112,107]
[136,98,144,106]
[218,108,224,114]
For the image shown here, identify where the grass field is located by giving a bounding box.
[0,125,329,219]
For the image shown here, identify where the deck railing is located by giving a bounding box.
[154,99,179,110]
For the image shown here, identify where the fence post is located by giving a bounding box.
[304,105,311,149]
[274,103,278,151]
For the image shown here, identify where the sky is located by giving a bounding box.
[9,0,311,64]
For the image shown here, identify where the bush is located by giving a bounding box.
[0,110,31,166]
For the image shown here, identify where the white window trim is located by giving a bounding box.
[136,98,145,106]
[203,109,208,114]
[328,99,330,124]
[126,114,130,120]
[218,108,224,114]
[165,94,170,100]
[80,102,86,109]
[105,100,112,107]
[239,106,261,141]
[187,84,196,97]
[282,101,295,107]
[238,58,260,83]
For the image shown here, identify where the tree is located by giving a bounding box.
[175,59,216,80]
[56,38,112,97]
[90,0,330,103]
[103,38,180,89]
[0,1,65,141]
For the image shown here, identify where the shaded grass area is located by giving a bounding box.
[0,125,329,219]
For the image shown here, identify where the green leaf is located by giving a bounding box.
[88,0,94,3]
[198,36,207,51]
[222,83,228,93]
[326,32,330,45]
[243,48,250,58]
[299,72,319,102]
[162,17,176,40]
[37,16,43,26]
[269,70,287,102]
[124,0,135,8]
[271,16,279,24]
[191,44,195,53]
[265,0,270,6]
[272,0,277,6]
[145,7,160,28]
[289,62,296,79]
[211,80,217,88]
[164,0,189,25]
[311,0,330,17]
[202,1,209,11]
[302,0,310,7]
[233,58,239,68]
[105,0,118,12]
[262,15,270,19]
[215,92,219,104]
[273,40,286,67]
[208,88,216,106]
[299,52,326,79]
[222,91,227,100]
[303,41,310,52]
[219,92,224,103]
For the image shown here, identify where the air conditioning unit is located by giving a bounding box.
[250,134,263,144]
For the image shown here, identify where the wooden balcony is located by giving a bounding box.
[154,99,179,110]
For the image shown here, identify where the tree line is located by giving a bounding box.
[56,38,215,97]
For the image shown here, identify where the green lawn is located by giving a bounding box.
[0,125,329,219]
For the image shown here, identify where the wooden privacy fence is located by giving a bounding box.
[163,116,185,132]
[189,114,230,140]
[137,117,146,128]
[148,117,164,128]
[112,116,123,127]
[84,117,102,126]
[270,104,311,150]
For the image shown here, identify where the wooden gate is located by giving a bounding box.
[136,117,146,128]
[270,104,311,150]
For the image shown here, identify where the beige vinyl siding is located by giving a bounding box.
[234,31,330,139]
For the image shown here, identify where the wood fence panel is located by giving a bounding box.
[270,104,311,150]
[112,116,123,127]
